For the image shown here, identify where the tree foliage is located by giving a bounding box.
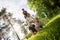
[27,0,60,19]
[28,14,60,40]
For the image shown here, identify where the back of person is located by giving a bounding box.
[29,24,37,33]
[35,18,43,28]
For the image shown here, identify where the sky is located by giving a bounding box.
[0,0,36,39]
[0,0,36,21]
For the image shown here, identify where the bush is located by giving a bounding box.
[28,14,60,40]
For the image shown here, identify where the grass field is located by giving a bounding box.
[28,14,60,40]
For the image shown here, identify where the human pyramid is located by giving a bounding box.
[22,8,43,35]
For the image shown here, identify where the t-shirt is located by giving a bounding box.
[26,16,35,26]
[26,16,34,23]
[35,19,43,28]
[29,25,37,33]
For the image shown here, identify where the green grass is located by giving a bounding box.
[25,33,32,39]
[28,14,60,40]
[46,14,60,26]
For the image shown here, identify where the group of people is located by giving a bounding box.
[22,8,43,35]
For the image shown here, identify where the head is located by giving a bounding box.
[35,17,39,22]
[22,8,25,11]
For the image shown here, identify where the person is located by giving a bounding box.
[29,22,37,35]
[22,8,39,35]
[22,8,35,24]
[34,17,40,32]
[35,17,43,28]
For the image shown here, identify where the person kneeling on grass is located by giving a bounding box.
[35,17,43,29]
[29,22,37,35]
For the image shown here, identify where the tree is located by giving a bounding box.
[27,0,60,19]
[14,19,28,35]
[0,8,20,40]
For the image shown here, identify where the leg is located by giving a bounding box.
[35,26,40,32]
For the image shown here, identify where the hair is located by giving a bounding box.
[22,8,24,11]
[35,17,39,22]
